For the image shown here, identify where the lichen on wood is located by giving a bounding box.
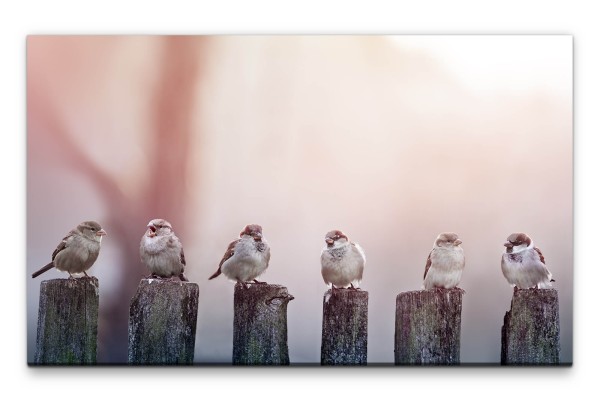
[34,277,99,365]
[232,283,294,365]
[128,278,199,365]
[501,288,560,365]
[321,289,368,365]
[394,288,463,365]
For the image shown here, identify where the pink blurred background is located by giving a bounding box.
[27,35,572,364]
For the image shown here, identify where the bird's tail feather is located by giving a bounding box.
[179,272,189,282]
[208,268,221,280]
[32,262,54,278]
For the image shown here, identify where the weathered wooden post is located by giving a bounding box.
[34,277,99,365]
[128,278,199,365]
[501,288,560,365]
[320,289,368,365]
[233,283,294,365]
[394,288,463,365]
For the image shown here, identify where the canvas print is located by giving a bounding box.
[27,35,573,365]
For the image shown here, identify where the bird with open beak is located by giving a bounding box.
[140,218,188,281]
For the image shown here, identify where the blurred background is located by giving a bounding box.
[26,35,572,364]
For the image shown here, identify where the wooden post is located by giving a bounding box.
[233,283,294,365]
[34,277,99,365]
[501,288,560,365]
[394,288,463,365]
[128,278,199,365]
[320,289,368,365]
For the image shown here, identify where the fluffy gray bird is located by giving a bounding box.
[423,232,465,290]
[501,232,554,289]
[320,230,365,290]
[140,218,188,281]
[209,224,270,286]
[32,221,107,279]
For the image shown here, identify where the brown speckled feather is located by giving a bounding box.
[51,234,70,261]
[180,248,186,266]
[534,247,545,265]
[209,239,240,280]
[423,250,433,280]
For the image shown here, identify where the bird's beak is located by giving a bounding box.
[253,234,262,241]
[453,239,462,246]
[148,226,156,237]
[97,229,107,237]
[326,238,334,245]
[504,241,512,248]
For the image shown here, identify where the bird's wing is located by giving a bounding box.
[265,242,271,266]
[352,242,366,262]
[534,247,546,265]
[51,232,73,261]
[423,250,433,280]
[176,244,189,281]
[220,239,239,268]
[351,242,366,281]
[209,239,239,280]
[169,236,186,266]
[533,247,555,282]
[180,248,186,266]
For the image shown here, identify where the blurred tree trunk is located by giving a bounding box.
[28,36,206,363]
[99,36,205,363]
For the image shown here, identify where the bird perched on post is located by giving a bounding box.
[320,229,365,290]
[501,232,554,290]
[422,232,465,290]
[32,221,107,279]
[140,218,188,281]
[209,224,271,286]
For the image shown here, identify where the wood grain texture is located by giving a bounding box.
[394,288,463,365]
[321,289,368,365]
[233,283,294,365]
[34,277,99,365]
[501,288,560,365]
[128,278,199,365]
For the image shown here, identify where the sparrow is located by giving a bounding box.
[209,224,271,286]
[32,221,107,279]
[140,218,188,281]
[501,232,554,290]
[320,230,365,290]
[422,232,465,290]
